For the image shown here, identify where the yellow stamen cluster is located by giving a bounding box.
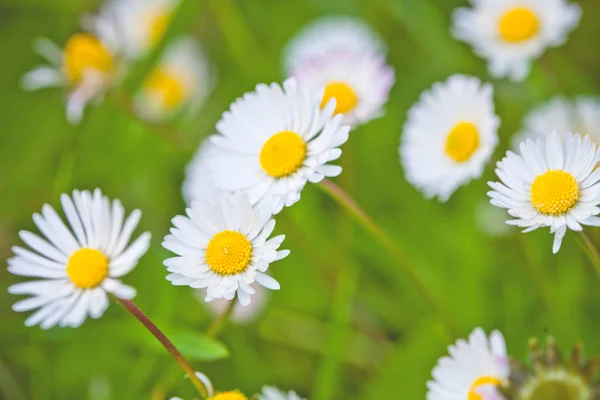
[260,130,307,178]
[145,68,187,111]
[205,231,252,276]
[321,81,358,115]
[499,7,540,43]
[210,391,248,400]
[149,11,173,46]
[67,248,109,289]
[445,122,480,163]
[530,170,580,215]
[468,376,501,400]
[63,33,113,84]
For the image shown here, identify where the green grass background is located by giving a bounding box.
[1,0,600,399]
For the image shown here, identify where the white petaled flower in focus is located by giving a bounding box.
[400,75,499,201]
[259,386,306,400]
[162,191,289,306]
[427,328,509,400]
[135,36,215,121]
[8,189,151,329]
[452,0,581,81]
[209,78,350,214]
[22,30,121,123]
[513,97,600,148]
[489,132,600,254]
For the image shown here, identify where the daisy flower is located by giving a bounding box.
[452,0,581,81]
[259,386,305,400]
[183,139,220,205]
[8,189,151,329]
[162,191,289,306]
[22,30,121,123]
[513,97,600,148]
[488,132,600,254]
[400,75,499,201]
[135,36,215,121]
[209,78,350,214]
[427,328,509,400]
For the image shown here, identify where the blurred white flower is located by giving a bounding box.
[197,282,268,324]
[452,0,581,81]
[134,37,215,121]
[400,75,499,201]
[488,132,600,254]
[183,139,220,205]
[427,328,509,400]
[162,192,289,306]
[8,189,151,329]
[474,200,513,237]
[208,78,350,214]
[259,386,305,400]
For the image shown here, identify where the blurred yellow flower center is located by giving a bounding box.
[63,33,113,84]
[445,122,480,162]
[321,81,358,114]
[145,68,187,111]
[530,170,580,215]
[149,11,173,46]
[468,376,501,400]
[205,231,252,276]
[260,130,307,178]
[210,391,248,400]
[499,7,540,43]
[67,248,109,289]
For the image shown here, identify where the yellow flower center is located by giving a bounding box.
[445,122,480,163]
[321,81,358,115]
[210,391,248,400]
[260,130,307,178]
[149,11,173,46]
[145,68,187,111]
[66,248,109,289]
[468,376,501,400]
[205,231,252,276]
[499,7,540,43]
[63,33,113,84]
[530,170,580,215]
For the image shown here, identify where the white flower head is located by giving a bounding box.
[259,386,305,400]
[489,132,600,254]
[513,97,600,148]
[135,36,215,122]
[209,78,350,214]
[8,189,151,329]
[427,328,509,400]
[400,75,499,201]
[452,0,581,81]
[162,191,289,306]
[283,16,386,74]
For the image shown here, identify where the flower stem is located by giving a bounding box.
[318,179,457,337]
[114,297,209,399]
[579,232,600,276]
[206,298,237,338]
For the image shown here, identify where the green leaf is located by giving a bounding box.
[147,330,230,362]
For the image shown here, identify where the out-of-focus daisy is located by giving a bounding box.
[513,97,600,148]
[209,78,350,214]
[162,191,289,306]
[488,132,600,254]
[400,75,499,201]
[8,189,151,329]
[183,140,219,205]
[427,328,509,400]
[475,200,513,237]
[452,0,581,81]
[197,283,268,324]
[134,37,214,121]
[22,31,121,123]
[259,386,305,400]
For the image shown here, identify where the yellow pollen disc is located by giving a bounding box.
[499,7,540,43]
[63,33,113,84]
[205,231,252,276]
[530,170,580,215]
[321,81,358,115]
[260,130,307,178]
[445,122,480,163]
[468,376,501,400]
[149,12,173,46]
[145,68,187,111]
[67,248,109,289]
[209,391,248,400]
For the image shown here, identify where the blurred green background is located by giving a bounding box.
[1,0,600,399]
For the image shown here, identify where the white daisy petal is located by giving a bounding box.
[259,386,306,400]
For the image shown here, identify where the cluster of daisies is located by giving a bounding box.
[12,0,600,398]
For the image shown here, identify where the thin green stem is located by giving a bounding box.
[114,297,209,399]
[318,179,457,338]
[579,232,600,277]
[206,297,236,338]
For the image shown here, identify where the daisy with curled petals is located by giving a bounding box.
[135,36,214,121]
[488,132,600,254]
[259,386,305,400]
[8,189,151,329]
[162,191,289,306]
[400,75,499,201]
[209,78,350,214]
[427,328,509,400]
[452,0,581,81]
